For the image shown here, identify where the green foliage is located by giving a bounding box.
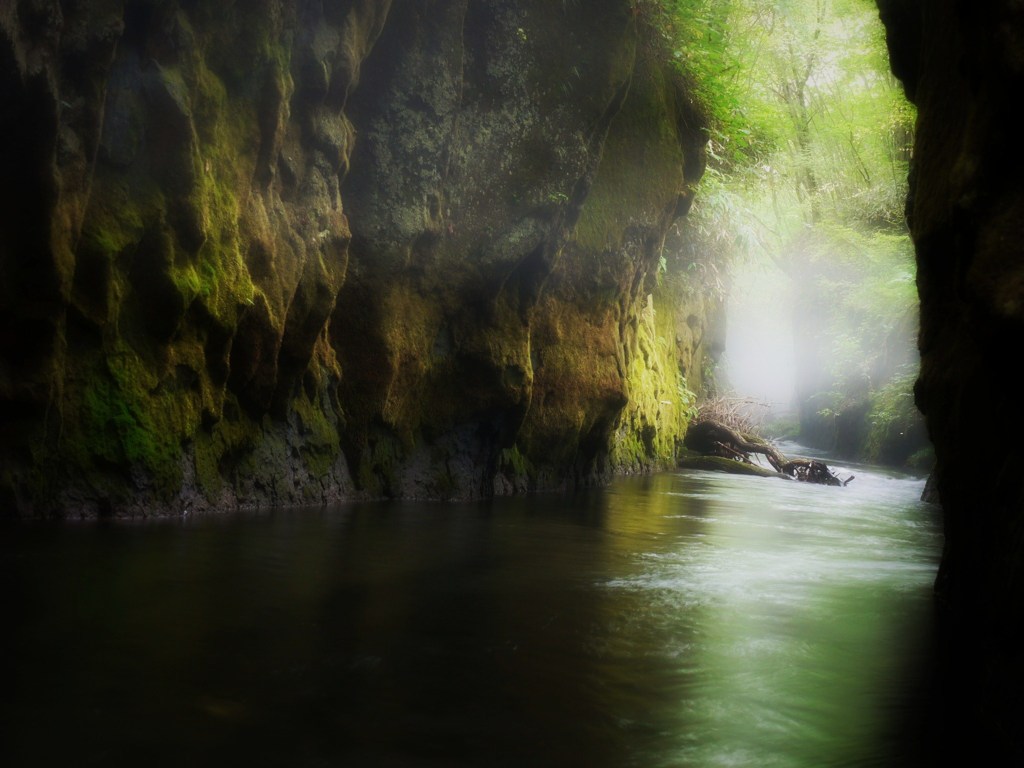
[677,377,698,422]
[666,0,915,231]
[793,223,918,386]
[863,367,927,465]
[652,0,921,464]
[674,164,765,294]
[641,0,781,164]
[763,413,800,440]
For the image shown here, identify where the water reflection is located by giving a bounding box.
[599,471,940,767]
[2,463,940,767]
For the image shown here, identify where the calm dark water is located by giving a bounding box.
[2,458,941,767]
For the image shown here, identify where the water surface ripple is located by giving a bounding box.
[2,457,942,767]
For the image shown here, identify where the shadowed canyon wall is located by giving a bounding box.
[879,0,1024,762]
[0,0,717,517]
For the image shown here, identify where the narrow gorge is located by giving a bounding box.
[3,0,1024,763]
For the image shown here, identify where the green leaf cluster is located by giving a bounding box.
[647,0,782,164]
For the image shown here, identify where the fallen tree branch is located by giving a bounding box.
[682,418,852,486]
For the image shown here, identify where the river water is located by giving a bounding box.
[2,452,941,767]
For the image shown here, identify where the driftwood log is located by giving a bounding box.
[681,419,853,486]
[780,458,852,486]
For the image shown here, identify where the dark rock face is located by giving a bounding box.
[879,0,1024,761]
[0,1,716,516]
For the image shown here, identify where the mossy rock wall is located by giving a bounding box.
[1,0,716,517]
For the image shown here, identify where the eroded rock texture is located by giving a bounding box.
[879,0,1024,761]
[0,0,717,516]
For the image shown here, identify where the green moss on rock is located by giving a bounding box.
[2,0,718,515]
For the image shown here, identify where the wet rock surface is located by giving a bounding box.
[0,1,717,516]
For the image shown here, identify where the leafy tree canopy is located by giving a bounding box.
[650,0,923,463]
